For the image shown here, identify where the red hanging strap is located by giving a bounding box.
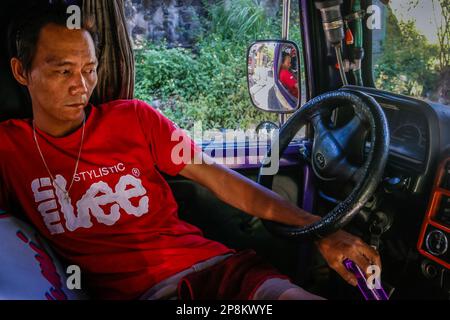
[345,27,354,45]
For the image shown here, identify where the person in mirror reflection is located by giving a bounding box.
[279,52,299,98]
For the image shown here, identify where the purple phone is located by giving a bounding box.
[343,259,389,300]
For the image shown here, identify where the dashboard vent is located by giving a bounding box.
[441,162,450,190]
[436,195,450,226]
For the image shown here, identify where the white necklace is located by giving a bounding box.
[32,115,86,202]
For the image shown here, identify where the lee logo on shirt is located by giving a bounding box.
[31,174,149,234]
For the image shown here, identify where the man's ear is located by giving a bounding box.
[10,57,29,86]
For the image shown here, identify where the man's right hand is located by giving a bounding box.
[315,230,382,286]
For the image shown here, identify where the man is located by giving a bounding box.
[0,4,380,300]
[279,52,299,98]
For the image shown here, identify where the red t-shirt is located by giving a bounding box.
[0,99,233,299]
[279,69,299,98]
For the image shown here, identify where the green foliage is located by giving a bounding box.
[374,6,441,98]
[405,0,450,71]
[134,38,277,130]
[204,0,276,41]
[134,0,303,130]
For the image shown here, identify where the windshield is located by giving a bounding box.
[371,0,449,107]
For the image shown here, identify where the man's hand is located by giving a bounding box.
[315,230,382,286]
[180,155,382,287]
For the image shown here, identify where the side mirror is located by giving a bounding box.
[247,40,301,113]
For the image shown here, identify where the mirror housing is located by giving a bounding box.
[247,40,301,113]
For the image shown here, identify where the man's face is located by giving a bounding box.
[282,56,291,69]
[25,23,98,122]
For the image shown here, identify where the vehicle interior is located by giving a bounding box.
[1,0,450,300]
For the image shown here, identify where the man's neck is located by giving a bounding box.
[33,107,91,138]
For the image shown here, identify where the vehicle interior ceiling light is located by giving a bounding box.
[315,0,349,86]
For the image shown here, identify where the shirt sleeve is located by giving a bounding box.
[134,100,201,176]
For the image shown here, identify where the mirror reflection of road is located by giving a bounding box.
[267,85,281,110]
[251,68,283,111]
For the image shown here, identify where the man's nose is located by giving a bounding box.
[69,72,88,96]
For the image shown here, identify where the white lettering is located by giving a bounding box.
[366,5,382,30]
[177,304,210,317]
[75,163,127,182]
[114,175,149,217]
[31,178,53,202]
[31,177,64,234]
[37,200,58,223]
[79,171,88,181]
[32,171,149,234]
[171,131,192,165]
[55,175,93,232]
[74,176,149,230]
[66,5,81,30]
[366,265,382,290]
[66,265,82,290]
[76,181,120,228]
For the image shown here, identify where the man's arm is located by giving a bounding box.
[179,153,381,286]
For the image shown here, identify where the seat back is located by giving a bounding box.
[0,1,35,122]
[0,210,88,300]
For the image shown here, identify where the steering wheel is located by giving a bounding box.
[257,89,390,239]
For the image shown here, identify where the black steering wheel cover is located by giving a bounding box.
[257,90,390,240]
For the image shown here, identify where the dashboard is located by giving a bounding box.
[343,85,450,195]
[418,156,450,272]
[381,103,428,164]
[331,86,450,292]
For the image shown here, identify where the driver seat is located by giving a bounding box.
[0,0,32,122]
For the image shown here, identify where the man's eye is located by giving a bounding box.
[84,69,96,74]
[57,70,71,75]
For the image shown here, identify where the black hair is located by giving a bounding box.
[7,0,98,74]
